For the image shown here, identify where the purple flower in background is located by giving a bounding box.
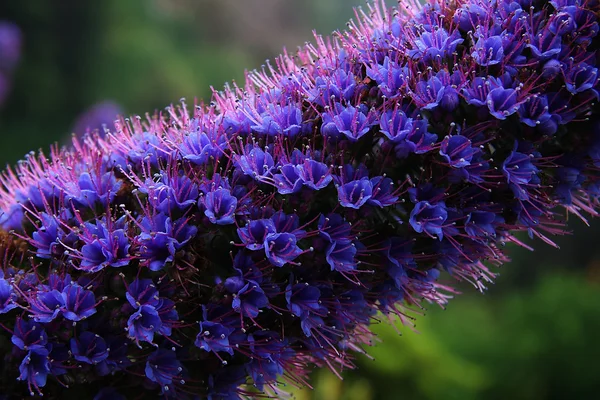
[72,101,123,136]
[0,22,20,107]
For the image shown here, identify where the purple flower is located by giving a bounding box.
[564,63,598,95]
[145,349,182,386]
[325,239,358,272]
[127,304,162,345]
[138,213,198,271]
[70,332,109,365]
[80,219,130,272]
[273,164,304,194]
[18,349,50,394]
[72,101,122,136]
[366,56,408,98]
[308,69,356,105]
[236,147,274,180]
[126,279,160,309]
[285,283,325,319]
[337,178,373,209]
[237,219,277,250]
[264,232,303,267]
[503,150,538,200]
[203,188,238,225]
[29,290,64,322]
[231,281,269,318]
[11,318,48,352]
[518,95,553,129]
[61,284,97,321]
[465,211,497,238]
[181,125,227,165]
[409,27,463,62]
[379,109,415,142]
[412,76,445,110]
[439,135,475,168]
[486,87,520,120]
[472,36,504,66]
[0,277,17,314]
[409,201,448,240]
[195,320,235,356]
[368,176,399,207]
[252,104,304,137]
[298,159,332,190]
[0,1,599,398]
[321,104,374,141]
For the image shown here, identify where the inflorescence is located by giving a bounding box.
[0,0,599,398]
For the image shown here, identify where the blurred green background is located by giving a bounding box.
[1,1,599,399]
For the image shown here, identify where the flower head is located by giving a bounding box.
[0,0,599,398]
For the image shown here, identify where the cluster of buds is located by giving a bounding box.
[0,0,598,398]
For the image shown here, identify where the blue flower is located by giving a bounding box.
[70,332,109,365]
[264,232,303,267]
[252,104,304,137]
[502,150,538,200]
[181,129,226,165]
[11,318,48,352]
[412,76,445,110]
[61,283,97,322]
[308,69,356,105]
[285,283,325,319]
[138,213,198,271]
[80,219,130,272]
[368,176,399,207]
[366,56,408,98]
[0,277,17,314]
[337,178,373,209]
[409,27,463,62]
[298,159,332,190]
[564,63,598,95]
[236,147,275,180]
[145,349,182,386]
[237,219,277,250]
[127,304,162,345]
[18,349,51,394]
[29,289,64,322]
[472,35,504,66]
[273,164,303,194]
[231,281,269,318]
[486,87,520,120]
[439,135,475,168]
[203,188,238,225]
[518,95,553,130]
[326,239,358,273]
[195,320,235,356]
[379,109,415,142]
[321,104,374,141]
[126,279,160,309]
[409,201,448,240]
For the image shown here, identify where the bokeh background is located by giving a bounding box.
[1,1,599,399]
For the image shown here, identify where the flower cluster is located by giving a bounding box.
[0,0,599,398]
